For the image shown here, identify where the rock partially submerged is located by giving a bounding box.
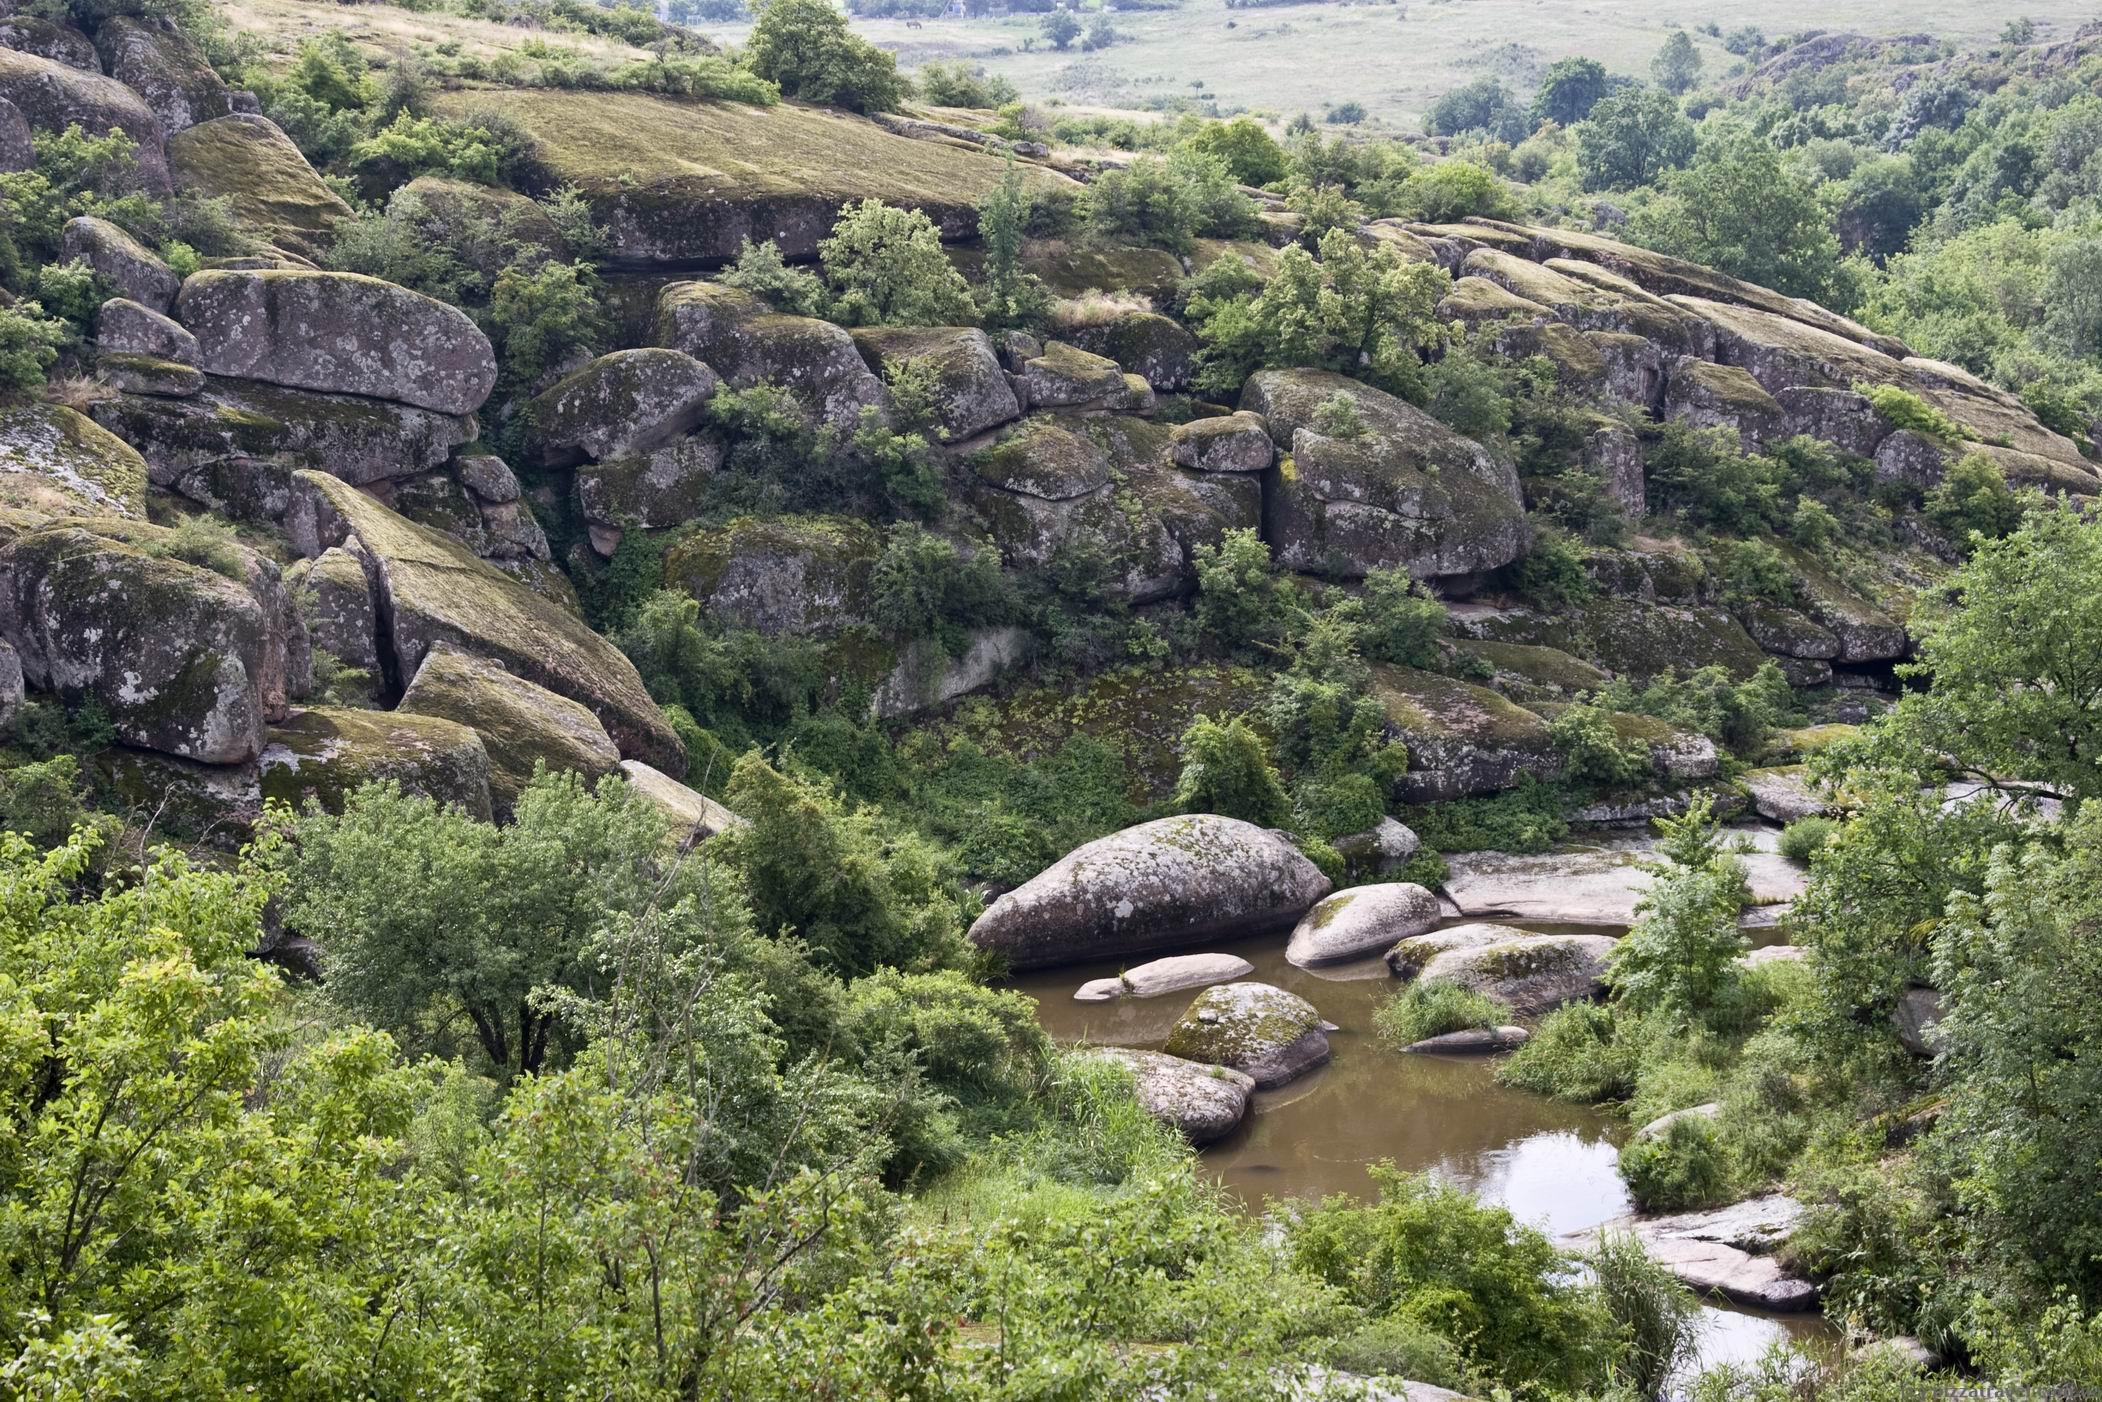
[1411,932,1618,1015]
[1572,1194,1816,1312]
[1163,981,1331,1088]
[967,815,1332,971]
[1442,827,1808,926]
[1286,883,1440,968]
[1401,1025,1530,1055]
[1086,1046,1255,1144]
[1073,952,1253,1002]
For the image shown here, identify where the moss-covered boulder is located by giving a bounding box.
[1663,356,1785,446]
[869,626,1032,720]
[93,16,233,135]
[969,414,1113,500]
[1462,247,1712,354]
[100,353,201,397]
[95,746,262,845]
[1286,882,1440,968]
[522,348,719,469]
[284,544,380,685]
[1170,411,1273,475]
[620,759,744,847]
[1383,922,1510,980]
[1736,600,1839,660]
[1242,368,1528,580]
[398,643,621,816]
[1575,598,1770,680]
[1063,310,1199,391]
[1086,1046,1256,1144]
[655,282,884,430]
[575,435,723,537]
[290,471,684,772]
[1162,981,1331,1088]
[389,177,572,279]
[1775,385,1889,458]
[849,326,1019,443]
[0,403,148,518]
[0,637,20,738]
[96,297,199,363]
[1411,932,1618,1015]
[166,115,351,264]
[969,814,1332,971]
[0,16,97,70]
[0,96,31,173]
[1012,339,1129,412]
[62,216,178,312]
[388,467,550,566]
[661,514,879,638]
[1438,274,1549,326]
[0,47,168,191]
[1015,238,1186,301]
[1454,640,1611,701]
[1534,702,1720,782]
[1740,765,1829,823]
[178,269,497,415]
[0,522,289,762]
[1371,663,1560,802]
[1771,543,1907,663]
[260,706,492,820]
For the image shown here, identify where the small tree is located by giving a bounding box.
[747,0,903,113]
[975,162,1050,329]
[1650,31,1704,94]
[1608,796,1749,1024]
[1173,715,1292,827]
[1193,527,1301,654]
[1082,13,1118,49]
[1041,8,1081,49]
[1574,88,1695,192]
[819,198,977,326]
[1532,56,1608,126]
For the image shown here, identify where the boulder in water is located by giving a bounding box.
[1073,952,1253,1002]
[1086,1046,1255,1144]
[1286,882,1440,968]
[1163,981,1331,1088]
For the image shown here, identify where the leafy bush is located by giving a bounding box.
[1193,527,1300,654]
[867,523,1013,650]
[1081,148,1254,252]
[609,54,778,104]
[1390,160,1517,223]
[1713,538,1799,607]
[1498,1001,1638,1101]
[1587,1230,1703,1399]
[483,259,603,391]
[819,199,977,326]
[975,162,1051,330]
[1609,799,1749,1024]
[1924,452,2024,549]
[1374,981,1506,1049]
[1595,662,1791,756]
[746,0,903,113]
[914,61,1017,108]
[1780,814,1838,865]
[1549,704,1651,788]
[1618,1114,1732,1210]
[1172,714,1290,827]
[1184,116,1288,186]
[1310,390,1364,439]
[1406,777,1569,855]
[0,300,67,395]
[0,753,87,847]
[1358,567,1447,668]
[1860,382,1963,441]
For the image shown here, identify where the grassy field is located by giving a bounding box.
[696,0,2101,130]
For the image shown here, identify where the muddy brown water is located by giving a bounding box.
[1010,918,1832,1378]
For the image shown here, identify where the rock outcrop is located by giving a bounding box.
[1163,981,1332,1088]
[397,644,622,817]
[62,216,178,311]
[1286,882,1441,967]
[522,348,719,468]
[0,403,149,518]
[0,47,169,191]
[165,114,352,263]
[968,815,1332,971]
[661,515,879,638]
[1371,665,1560,802]
[94,16,234,136]
[655,282,884,429]
[1571,1195,1817,1312]
[1073,952,1254,1002]
[850,326,1020,443]
[260,706,493,820]
[1087,1046,1255,1144]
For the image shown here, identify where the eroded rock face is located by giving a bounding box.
[0,637,20,739]
[94,16,234,136]
[869,626,1031,720]
[968,814,1332,971]
[1741,766,1828,823]
[850,326,1019,443]
[1163,981,1331,1088]
[1012,340,1129,412]
[656,282,884,430]
[284,545,379,690]
[522,348,719,468]
[398,644,621,817]
[1384,922,1511,979]
[1286,883,1441,968]
[166,115,351,264]
[576,435,723,536]
[1170,411,1274,474]
[0,521,300,763]
[1088,1047,1255,1143]
[0,96,31,172]
[0,402,148,518]
[1371,664,1560,802]
[1073,952,1254,1002]
[1062,311,1199,391]
[0,16,97,71]
[260,706,493,821]
[1411,932,1618,1015]
[662,515,879,638]
[0,47,169,192]
[63,217,179,312]
[178,269,498,415]
[1242,369,1528,580]
[1402,1025,1531,1055]
[94,745,261,843]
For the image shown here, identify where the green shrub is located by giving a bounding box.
[1548,704,1651,788]
[1390,159,1516,223]
[1642,423,1783,534]
[0,301,67,395]
[1358,568,1447,668]
[1588,1229,1702,1400]
[746,0,903,113]
[1924,452,2024,550]
[1595,662,1791,756]
[484,259,603,392]
[1860,382,1963,442]
[1310,390,1364,439]
[1779,814,1838,865]
[1172,714,1291,827]
[1619,1113,1732,1211]
[867,523,1012,650]
[720,237,828,316]
[608,54,778,104]
[1193,527,1300,654]
[1713,538,1799,607]
[1406,777,1569,855]
[0,754,86,848]
[819,199,977,327]
[913,61,1017,109]
[1184,116,1288,186]
[143,515,247,580]
[1508,528,1595,608]
[1497,1001,1637,1102]
[974,162,1050,330]
[1374,981,1506,1049]
[1081,148,1253,252]
[1314,1316,1470,1392]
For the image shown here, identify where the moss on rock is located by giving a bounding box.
[260,706,492,819]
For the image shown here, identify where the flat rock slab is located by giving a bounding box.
[1444,826,1806,926]
[1401,1025,1530,1055]
[1163,981,1332,1089]
[1742,766,1830,823]
[1567,1194,1816,1312]
[1073,952,1253,1002]
[1087,1047,1255,1145]
[1287,882,1440,967]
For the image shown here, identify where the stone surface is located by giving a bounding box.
[93,745,261,844]
[655,281,884,429]
[1073,952,1255,1003]
[1571,1195,1817,1312]
[178,269,498,415]
[1063,310,1199,390]
[1332,816,1423,875]
[661,515,879,638]
[166,114,351,263]
[0,16,98,71]
[0,637,19,738]
[0,47,169,191]
[522,348,719,468]
[94,16,233,136]
[1411,933,1618,1015]
[1384,922,1512,980]
[0,402,148,518]
[1893,986,1943,1058]
[260,706,492,820]
[850,326,1019,443]
[284,545,379,683]
[1163,981,1332,1088]
[1286,883,1441,968]
[0,95,30,172]
[99,353,203,396]
[1401,1025,1530,1055]
[1633,1102,1721,1142]
[869,626,1031,720]
[1012,339,1129,411]
[619,758,745,846]
[1242,368,1527,580]
[575,435,723,534]
[968,814,1332,971]
[1371,664,1559,802]
[1086,1046,1255,1144]
[1442,827,1808,926]
[1742,766,1829,823]
[289,471,684,772]
[62,216,179,311]
[398,644,622,817]
[1170,411,1274,474]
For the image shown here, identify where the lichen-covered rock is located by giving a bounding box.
[1776,385,1889,457]
[655,282,883,430]
[1872,428,1946,489]
[62,216,178,312]
[1411,932,1618,1015]
[575,435,723,535]
[1371,664,1559,802]
[0,637,19,738]
[1242,369,1528,580]
[1893,986,1943,1057]
[1402,1025,1532,1055]
[1011,340,1129,411]
[0,47,168,191]
[970,414,1114,500]
[1575,1194,1817,1312]
[1533,703,1719,782]
[1574,598,1771,681]
[661,515,879,638]
[289,471,684,772]
[1773,543,1907,663]
[178,269,498,415]
[620,758,744,845]
[1663,357,1785,445]
[0,16,97,71]
[1286,882,1441,968]
[1333,815,1423,875]
[1170,411,1274,474]
[93,16,233,135]
[0,96,30,173]
[850,326,1019,443]
[390,178,573,278]
[1454,640,1612,702]
[96,297,201,364]
[1584,424,1646,517]
[522,348,719,468]
[1163,981,1331,1088]
[0,522,286,762]
[398,643,621,816]
[870,625,1031,720]
[968,814,1332,971]
[94,746,262,844]
[1063,310,1200,390]
[1741,766,1829,823]
[260,706,492,820]
[284,544,379,685]
[166,115,348,264]
[1073,952,1254,1003]
[1736,600,1840,660]
[100,354,203,396]
[1086,1047,1255,1144]
[0,403,148,518]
